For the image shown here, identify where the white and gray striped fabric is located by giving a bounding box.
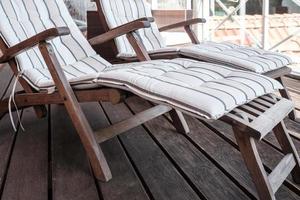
[0,0,283,120]
[0,0,110,89]
[99,0,165,56]
[98,0,293,74]
[180,42,293,74]
[99,58,283,119]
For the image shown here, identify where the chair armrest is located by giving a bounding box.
[89,18,152,46]
[159,18,206,32]
[0,27,70,64]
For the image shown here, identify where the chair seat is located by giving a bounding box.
[179,41,293,74]
[24,57,282,119]
[98,58,282,119]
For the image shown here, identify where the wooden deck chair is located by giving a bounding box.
[90,0,297,121]
[0,1,299,199]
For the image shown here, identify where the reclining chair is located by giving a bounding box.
[0,0,299,199]
[90,0,297,121]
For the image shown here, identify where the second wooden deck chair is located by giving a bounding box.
[0,1,299,199]
[90,0,297,121]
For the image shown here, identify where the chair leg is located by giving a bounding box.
[273,121,300,183]
[233,127,275,200]
[277,77,298,121]
[39,42,112,182]
[33,105,48,118]
[169,109,190,134]
[63,102,112,181]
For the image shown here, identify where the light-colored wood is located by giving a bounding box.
[233,129,275,200]
[253,98,273,108]
[248,98,294,139]
[169,109,190,134]
[240,104,262,116]
[248,101,269,111]
[273,121,300,183]
[268,153,296,193]
[94,104,172,143]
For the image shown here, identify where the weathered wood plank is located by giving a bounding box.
[101,101,201,200]
[0,65,22,194]
[269,154,296,193]
[1,108,48,200]
[0,114,18,195]
[51,105,100,200]
[126,97,251,200]
[81,102,150,200]
[0,65,13,100]
[203,119,300,199]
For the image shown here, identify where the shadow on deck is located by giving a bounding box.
[0,65,300,200]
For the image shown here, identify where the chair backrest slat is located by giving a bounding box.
[97,0,166,57]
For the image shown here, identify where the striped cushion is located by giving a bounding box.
[99,0,165,56]
[0,0,283,120]
[118,47,179,58]
[177,42,293,74]
[22,54,108,90]
[99,58,283,119]
[0,0,111,74]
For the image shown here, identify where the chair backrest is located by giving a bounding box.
[97,0,166,57]
[0,0,109,73]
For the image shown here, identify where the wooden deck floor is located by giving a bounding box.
[0,66,300,200]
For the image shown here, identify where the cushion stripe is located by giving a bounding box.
[180,42,293,73]
[99,0,165,56]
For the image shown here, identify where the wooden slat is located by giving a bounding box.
[268,154,296,193]
[253,98,274,108]
[1,108,48,200]
[240,104,262,116]
[0,114,18,193]
[94,105,171,143]
[101,101,201,200]
[0,65,23,193]
[125,97,251,200]
[50,105,100,200]
[81,102,150,200]
[249,99,294,139]
[0,65,13,100]
[248,101,269,111]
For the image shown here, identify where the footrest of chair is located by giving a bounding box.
[223,95,294,140]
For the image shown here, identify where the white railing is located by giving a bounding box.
[198,0,300,51]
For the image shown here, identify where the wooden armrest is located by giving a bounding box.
[89,18,152,46]
[159,18,206,32]
[0,27,70,63]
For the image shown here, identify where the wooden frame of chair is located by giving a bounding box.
[0,22,299,200]
[89,2,297,121]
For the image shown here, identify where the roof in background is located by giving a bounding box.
[211,14,300,57]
